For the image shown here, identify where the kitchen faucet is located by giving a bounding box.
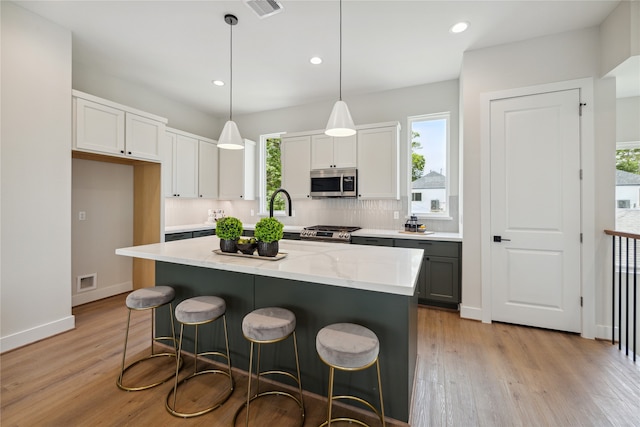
[269,188,292,218]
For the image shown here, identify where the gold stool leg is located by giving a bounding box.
[117,309,133,387]
[245,341,254,427]
[327,366,335,427]
[117,304,180,391]
[292,331,305,419]
[376,359,385,427]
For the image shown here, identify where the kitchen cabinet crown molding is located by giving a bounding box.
[72,90,168,124]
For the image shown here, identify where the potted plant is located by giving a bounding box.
[215,216,243,253]
[254,217,284,257]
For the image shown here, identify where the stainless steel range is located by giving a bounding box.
[300,225,361,243]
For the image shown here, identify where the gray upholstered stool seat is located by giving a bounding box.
[242,306,296,342]
[316,323,385,427]
[126,286,175,310]
[117,286,180,392]
[166,295,233,418]
[175,296,226,325]
[235,307,304,426]
[316,323,379,369]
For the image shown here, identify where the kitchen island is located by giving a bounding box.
[116,236,422,422]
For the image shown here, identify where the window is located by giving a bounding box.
[259,133,284,214]
[615,146,640,232]
[408,113,450,218]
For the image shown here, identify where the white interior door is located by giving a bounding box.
[490,89,581,333]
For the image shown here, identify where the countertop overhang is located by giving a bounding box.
[117,236,423,296]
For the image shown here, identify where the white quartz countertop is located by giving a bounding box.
[165,223,461,242]
[116,236,422,296]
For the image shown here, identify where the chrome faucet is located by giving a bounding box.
[269,188,292,218]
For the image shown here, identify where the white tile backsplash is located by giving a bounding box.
[165,196,459,232]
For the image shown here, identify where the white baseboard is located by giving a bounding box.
[0,315,75,353]
[596,324,617,341]
[460,305,482,321]
[72,281,132,307]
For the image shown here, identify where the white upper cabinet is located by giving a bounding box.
[357,123,400,199]
[161,127,217,199]
[218,139,256,200]
[281,135,311,199]
[311,133,357,169]
[198,140,219,199]
[174,134,199,198]
[73,90,166,161]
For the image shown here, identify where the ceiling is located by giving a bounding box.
[15,0,629,117]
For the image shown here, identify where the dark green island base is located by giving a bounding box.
[155,261,418,423]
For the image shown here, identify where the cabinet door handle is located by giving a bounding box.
[128,151,132,155]
[120,150,125,154]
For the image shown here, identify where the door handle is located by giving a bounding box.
[493,235,511,242]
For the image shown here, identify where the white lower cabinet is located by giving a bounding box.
[281,135,311,199]
[218,139,256,200]
[161,128,218,199]
[73,90,166,161]
[357,123,400,199]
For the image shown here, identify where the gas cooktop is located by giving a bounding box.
[300,225,361,243]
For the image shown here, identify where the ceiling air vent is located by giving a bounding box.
[243,0,283,19]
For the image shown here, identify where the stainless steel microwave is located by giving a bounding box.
[310,168,357,198]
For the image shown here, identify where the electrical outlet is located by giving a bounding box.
[393,211,399,219]
[250,209,254,216]
[292,210,296,217]
[79,211,86,221]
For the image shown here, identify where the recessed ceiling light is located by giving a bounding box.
[450,21,469,34]
[212,80,225,86]
[310,57,323,65]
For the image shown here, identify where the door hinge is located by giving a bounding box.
[579,102,587,116]
[580,296,583,307]
[579,169,583,180]
[580,233,583,243]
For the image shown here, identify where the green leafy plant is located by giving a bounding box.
[254,217,284,243]
[215,216,243,240]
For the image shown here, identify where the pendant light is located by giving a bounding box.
[218,14,244,150]
[325,0,356,137]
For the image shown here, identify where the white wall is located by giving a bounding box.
[233,79,461,232]
[600,0,640,75]
[71,159,133,306]
[617,96,640,144]
[73,62,222,140]
[460,27,617,337]
[1,2,74,352]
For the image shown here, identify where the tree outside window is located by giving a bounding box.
[265,137,284,210]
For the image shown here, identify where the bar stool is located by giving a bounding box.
[316,323,385,427]
[117,286,180,391]
[235,307,305,426]
[166,295,234,418]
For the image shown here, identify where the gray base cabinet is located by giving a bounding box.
[354,237,462,309]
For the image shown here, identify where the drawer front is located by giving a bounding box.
[192,229,215,238]
[165,232,193,241]
[394,239,460,257]
[351,236,395,246]
[283,232,301,240]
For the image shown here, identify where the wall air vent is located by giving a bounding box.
[243,0,283,19]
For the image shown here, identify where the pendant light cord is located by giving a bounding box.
[339,0,343,101]
[229,21,233,121]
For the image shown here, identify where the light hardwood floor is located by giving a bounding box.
[2,294,639,426]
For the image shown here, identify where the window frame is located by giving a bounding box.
[259,132,285,216]
[407,112,451,220]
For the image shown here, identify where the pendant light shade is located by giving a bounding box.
[325,100,356,137]
[218,120,244,150]
[218,14,244,150]
[325,0,355,137]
